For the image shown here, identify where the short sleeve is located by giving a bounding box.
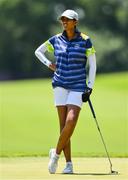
[44,36,55,53]
[44,40,54,53]
[86,38,96,57]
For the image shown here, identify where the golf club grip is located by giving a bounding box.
[88,99,96,118]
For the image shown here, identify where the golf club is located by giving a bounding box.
[88,98,118,175]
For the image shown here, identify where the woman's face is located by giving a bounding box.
[60,17,77,31]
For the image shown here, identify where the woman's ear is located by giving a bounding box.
[75,20,78,26]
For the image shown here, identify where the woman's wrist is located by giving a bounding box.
[49,63,56,71]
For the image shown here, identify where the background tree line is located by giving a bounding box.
[0,0,128,80]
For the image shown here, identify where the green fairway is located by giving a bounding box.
[0,72,128,157]
[0,157,128,180]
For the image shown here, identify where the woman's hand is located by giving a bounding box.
[49,63,56,71]
[82,87,92,102]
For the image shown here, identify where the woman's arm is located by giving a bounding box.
[35,42,56,71]
[88,53,96,89]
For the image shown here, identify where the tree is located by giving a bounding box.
[0,0,127,80]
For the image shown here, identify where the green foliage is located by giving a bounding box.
[0,0,128,80]
[0,73,128,157]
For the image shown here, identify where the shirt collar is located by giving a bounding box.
[62,28,81,41]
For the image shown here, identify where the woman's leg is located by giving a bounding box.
[57,106,71,162]
[56,105,81,155]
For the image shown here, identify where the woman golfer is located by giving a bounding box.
[35,9,96,174]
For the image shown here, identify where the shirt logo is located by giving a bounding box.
[74,44,80,49]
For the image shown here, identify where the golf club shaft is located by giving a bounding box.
[88,99,112,172]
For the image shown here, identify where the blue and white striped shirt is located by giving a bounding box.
[46,29,96,92]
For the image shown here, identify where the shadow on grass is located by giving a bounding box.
[57,172,119,176]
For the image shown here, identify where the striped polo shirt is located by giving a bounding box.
[45,29,95,92]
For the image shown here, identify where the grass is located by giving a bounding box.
[0,157,128,180]
[0,72,128,157]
